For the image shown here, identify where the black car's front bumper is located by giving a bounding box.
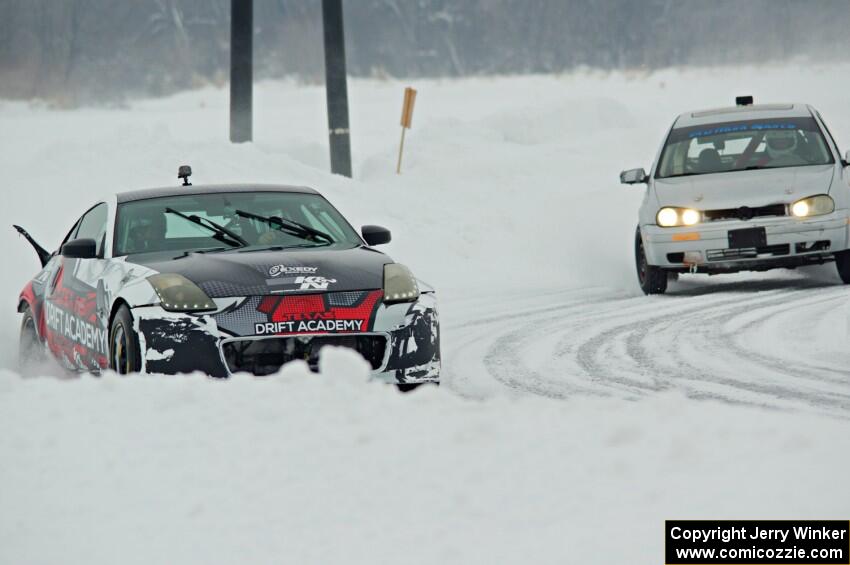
[132,291,441,383]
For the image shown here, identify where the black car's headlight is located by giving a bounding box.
[147,273,216,312]
[791,195,834,218]
[383,263,420,304]
[656,207,701,227]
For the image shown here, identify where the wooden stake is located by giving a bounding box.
[396,87,417,174]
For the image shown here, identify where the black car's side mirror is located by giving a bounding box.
[361,225,391,246]
[61,238,97,259]
[620,168,649,185]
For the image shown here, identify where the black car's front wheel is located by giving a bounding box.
[396,382,440,393]
[110,305,141,374]
[635,227,668,295]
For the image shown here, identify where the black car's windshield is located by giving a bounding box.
[114,191,362,256]
[656,117,834,179]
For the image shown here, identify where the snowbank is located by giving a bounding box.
[2,347,848,565]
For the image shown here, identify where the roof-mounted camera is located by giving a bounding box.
[178,165,192,186]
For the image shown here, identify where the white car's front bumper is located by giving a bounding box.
[642,211,850,270]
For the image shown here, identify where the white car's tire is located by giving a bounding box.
[635,227,668,295]
[835,250,850,284]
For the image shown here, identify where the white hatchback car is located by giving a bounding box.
[621,98,850,294]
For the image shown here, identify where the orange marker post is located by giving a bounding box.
[397,87,417,174]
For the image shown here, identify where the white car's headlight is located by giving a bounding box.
[148,273,216,312]
[656,207,701,227]
[383,263,420,304]
[791,195,834,218]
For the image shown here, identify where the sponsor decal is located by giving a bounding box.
[254,291,382,336]
[268,264,318,277]
[688,122,797,139]
[255,319,363,335]
[293,276,336,291]
[264,266,337,292]
[44,300,108,355]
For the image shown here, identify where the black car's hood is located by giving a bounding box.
[127,246,391,297]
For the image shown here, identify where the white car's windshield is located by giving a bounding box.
[656,117,834,179]
[113,191,362,256]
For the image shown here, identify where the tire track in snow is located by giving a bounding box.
[594,285,850,413]
[445,276,850,417]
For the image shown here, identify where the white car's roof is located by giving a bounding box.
[674,103,813,128]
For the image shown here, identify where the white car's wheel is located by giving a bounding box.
[835,250,850,284]
[635,227,668,295]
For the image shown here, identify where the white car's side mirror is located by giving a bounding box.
[620,168,648,185]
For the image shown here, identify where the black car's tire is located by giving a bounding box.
[397,382,439,393]
[109,305,141,374]
[19,304,45,370]
[836,250,850,283]
[635,227,668,295]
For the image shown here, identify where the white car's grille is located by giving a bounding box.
[703,203,787,222]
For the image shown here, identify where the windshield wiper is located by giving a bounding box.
[165,208,248,248]
[239,242,344,253]
[234,209,333,244]
[173,247,234,259]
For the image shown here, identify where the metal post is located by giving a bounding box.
[230,0,253,143]
[321,0,352,177]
